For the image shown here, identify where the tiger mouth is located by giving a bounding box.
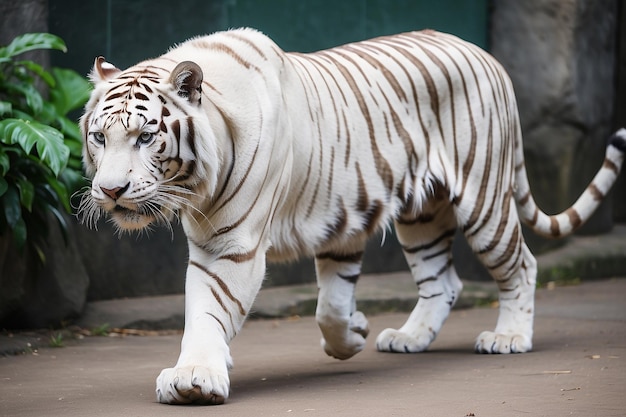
[113,203,160,217]
[113,205,134,214]
[99,197,174,231]
[110,203,155,228]
[111,201,150,213]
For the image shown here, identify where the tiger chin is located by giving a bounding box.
[79,27,626,405]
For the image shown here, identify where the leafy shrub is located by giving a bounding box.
[0,33,90,262]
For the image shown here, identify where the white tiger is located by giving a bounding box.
[79,28,626,404]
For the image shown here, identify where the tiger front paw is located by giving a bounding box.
[156,365,230,405]
[375,328,432,353]
[320,311,369,360]
[475,331,532,354]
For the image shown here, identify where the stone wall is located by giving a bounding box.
[490,0,619,250]
[614,0,626,221]
[0,0,48,64]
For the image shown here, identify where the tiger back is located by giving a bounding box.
[80,28,626,405]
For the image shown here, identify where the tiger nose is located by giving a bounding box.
[100,183,130,200]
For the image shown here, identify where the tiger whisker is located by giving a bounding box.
[143,199,176,239]
[76,189,105,230]
[159,183,207,201]
[155,186,218,235]
[71,185,93,211]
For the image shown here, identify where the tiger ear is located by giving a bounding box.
[169,61,203,104]
[90,56,121,83]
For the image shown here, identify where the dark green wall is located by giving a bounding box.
[47,0,490,293]
[49,0,488,75]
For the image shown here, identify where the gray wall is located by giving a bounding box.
[614,0,626,221]
[491,0,620,249]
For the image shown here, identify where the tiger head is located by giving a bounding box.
[79,57,219,232]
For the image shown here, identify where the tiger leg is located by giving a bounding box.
[462,196,536,354]
[376,196,462,353]
[315,242,370,360]
[156,246,266,404]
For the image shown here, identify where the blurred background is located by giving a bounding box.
[0,0,624,328]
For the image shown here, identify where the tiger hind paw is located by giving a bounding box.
[475,331,532,354]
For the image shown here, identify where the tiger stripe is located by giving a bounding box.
[189,260,246,317]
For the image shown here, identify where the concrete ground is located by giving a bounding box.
[1,278,625,417]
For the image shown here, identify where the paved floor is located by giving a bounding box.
[1,279,625,416]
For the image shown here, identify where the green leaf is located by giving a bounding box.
[0,33,67,59]
[15,176,35,211]
[44,176,70,213]
[55,115,83,142]
[0,101,12,116]
[10,109,34,122]
[15,60,56,87]
[0,177,7,197]
[0,118,69,176]
[2,184,21,227]
[59,168,86,197]
[38,101,58,126]
[5,82,44,115]
[49,68,92,116]
[0,147,9,176]
[9,65,34,84]
[2,145,25,157]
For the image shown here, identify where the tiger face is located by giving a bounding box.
[80,58,217,231]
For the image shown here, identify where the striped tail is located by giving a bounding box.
[515,128,626,238]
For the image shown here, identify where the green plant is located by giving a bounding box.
[91,323,111,336]
[49,332,65,348]
[0,33,91,261]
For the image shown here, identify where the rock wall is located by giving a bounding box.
[614,1,626,221]
[0,215,89,328]
[490,0,618,250]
